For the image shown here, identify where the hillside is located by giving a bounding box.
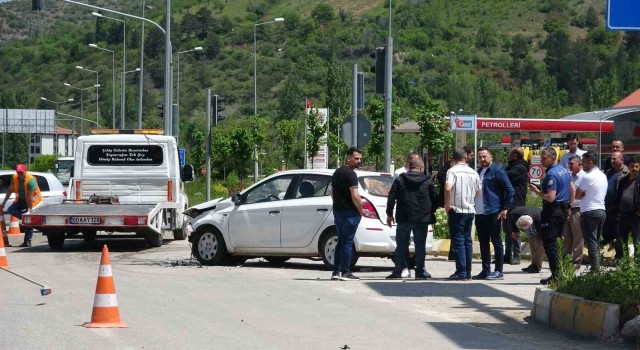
[0,0,636,173]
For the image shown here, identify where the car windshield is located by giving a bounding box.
[359,175,393,197]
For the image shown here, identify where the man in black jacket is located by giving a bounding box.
[503,147,529,265]
[386,157,437,279]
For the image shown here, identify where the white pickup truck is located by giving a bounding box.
[22,132,194,249]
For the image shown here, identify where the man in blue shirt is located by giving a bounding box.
[529,147,575,285]
[473,147,514,280]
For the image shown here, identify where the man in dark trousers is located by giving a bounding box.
[473,147,514,280]
[330,147,364,281]
[386,157,437,280]
[503,146,529,265]
[614,157,640,258]
[529,147,575,285]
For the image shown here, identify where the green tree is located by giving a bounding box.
[311,3,335,26]
[363,97,400,170]
[275,118,300,168]
[306,109,325,169]
[277,79,303,121]
[30,154,57,173]
[413,99,453,158]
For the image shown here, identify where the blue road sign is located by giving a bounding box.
[607,0,640,31]
[178,148,185,167]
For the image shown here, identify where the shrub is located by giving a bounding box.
[432,208,450,239]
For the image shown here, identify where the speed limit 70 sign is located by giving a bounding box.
[528,164,544,180]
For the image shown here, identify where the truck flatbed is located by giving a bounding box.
[32,203,156,216]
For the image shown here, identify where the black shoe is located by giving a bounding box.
[510,258,521,265]
[386,273,403,279]
[339,273,360,281]
[523,265,541,273]
[448,273,468,281]
[19,242,31,248]
[415,271,432,280]
[540,276,557,285]
[331,271,341,280]
[472,271,489,280]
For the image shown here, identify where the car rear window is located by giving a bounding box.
[0,174,50,193]
[359,175,394,197]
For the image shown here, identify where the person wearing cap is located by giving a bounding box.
[0,164,43,247]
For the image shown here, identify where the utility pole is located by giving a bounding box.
[352,64,358,148]
[383,0,393,172]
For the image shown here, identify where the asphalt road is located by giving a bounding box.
[0,233,632,350]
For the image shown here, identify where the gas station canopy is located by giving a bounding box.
[395,117,614,133]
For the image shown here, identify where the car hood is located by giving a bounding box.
[183,197,225,218]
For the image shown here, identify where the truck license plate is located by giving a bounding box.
[69,216,101,224]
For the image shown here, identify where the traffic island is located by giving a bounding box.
[531,288,620,340]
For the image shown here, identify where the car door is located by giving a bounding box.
[228,175,295,248]
[280,174,333,248]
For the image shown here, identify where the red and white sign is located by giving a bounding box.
[528,164,544,180]
[445,118,615,132]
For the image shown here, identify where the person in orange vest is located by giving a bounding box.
[0,164,42,247]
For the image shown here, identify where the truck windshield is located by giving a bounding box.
[87,145,164,166]
[56,157,74,184]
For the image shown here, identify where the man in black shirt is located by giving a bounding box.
[615,157,640,258]
[603,140,632,173]
[386,157,437,280]
[503,147,529,265]
[330,147,364,281]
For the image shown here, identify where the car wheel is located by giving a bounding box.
[264,257,290,264]
[191,227,229,266]
[173,216,188,240]
[47,231,65,249]
[146,233,163,247]
[319,230,359,270]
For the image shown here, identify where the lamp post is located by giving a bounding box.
[41,97,74,155]
[92,12,126,129]
[176,46,202,128]
[89,44,116,129]
[64,82,95,135]
[75,66,100,128]
[56,111,102,154]
[253,17,284,182]
[121,68,140,129]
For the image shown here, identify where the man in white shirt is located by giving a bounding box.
[445,148,481,280]
[576,151,608,271]
[562,155,586,269]
[559,133,586,169]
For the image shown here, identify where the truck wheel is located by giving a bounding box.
[191,228,229,266]
[47,232,65,250]
[264,257,290,264]
[319,230,359,270]
[146,233,163,247]
[173,215,189,240]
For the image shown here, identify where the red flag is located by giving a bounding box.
[306,98,312,109]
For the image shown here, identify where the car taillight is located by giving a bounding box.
[63,191,67,198]
[123,216,147,225]
[361,197,379,219]
[23,215,45,225]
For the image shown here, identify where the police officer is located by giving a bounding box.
[529,147,575,285]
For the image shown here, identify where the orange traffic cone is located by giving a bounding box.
[83,245,128,328]
[7,216,23,235]
[0,228,9,269]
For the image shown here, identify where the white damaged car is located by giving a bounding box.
[184,169,434,269]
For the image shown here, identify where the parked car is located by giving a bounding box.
[184,169,434,269]
[0,170,66,224]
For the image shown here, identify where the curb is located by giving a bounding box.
[531,288,620,339]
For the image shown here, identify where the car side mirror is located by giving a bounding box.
[231,193,242,206]
[182,164,194,183]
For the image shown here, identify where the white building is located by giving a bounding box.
[29,127,77,163]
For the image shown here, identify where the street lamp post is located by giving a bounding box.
[64,82,95,135]
[253,17,284,182]
[92,12,126,129]
[89,44,116,129]
[176,46,202,131]
[121,68,141,128]
[40,97,74,155]
[75,66,99,128]
[57,111,102,154]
